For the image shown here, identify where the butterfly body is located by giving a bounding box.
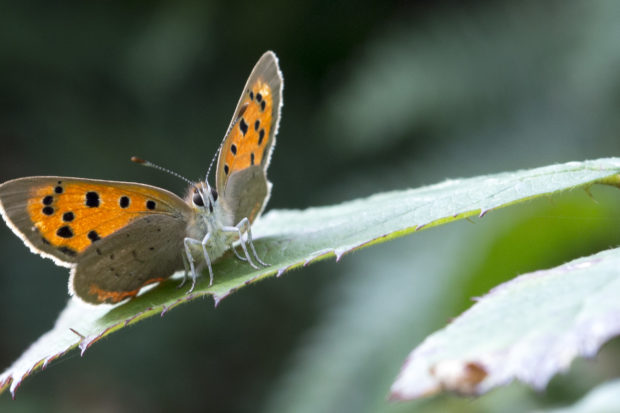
[0,51,283,305]
[182,182,240,273]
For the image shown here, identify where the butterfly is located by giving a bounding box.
[0,51,283,305]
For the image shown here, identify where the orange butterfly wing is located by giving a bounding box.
[0,177,192,265]
[215,51,283,196]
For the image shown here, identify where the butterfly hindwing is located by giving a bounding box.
[222,165,270,225]
[71,214,187,304]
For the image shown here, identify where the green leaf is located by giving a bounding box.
[390,247,620,400]
[2,158,620,397]
[541,379,620,413]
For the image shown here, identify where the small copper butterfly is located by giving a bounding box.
[0,51,283,305]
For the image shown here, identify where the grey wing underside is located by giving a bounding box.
[222,165,270,226]
[70,214,186,304]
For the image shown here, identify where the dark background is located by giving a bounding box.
[1,1,620,412]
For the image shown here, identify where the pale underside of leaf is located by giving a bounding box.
[390,247,620,400]
[2,158,620,397]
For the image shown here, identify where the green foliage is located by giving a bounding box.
[541,379,620,413]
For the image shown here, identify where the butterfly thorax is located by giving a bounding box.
[183,183,236,264]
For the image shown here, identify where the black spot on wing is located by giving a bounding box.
[85,192,100,207]
[239,118,248,136]
[88,230,100,242]
[119,196,130,208]
[57,226,73,238]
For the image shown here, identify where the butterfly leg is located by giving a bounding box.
[221,223,259,269]
[232,245,248,261]
[199,232,215,286]
[183,237,199,292]
[243,220,268,267]
[184,233,216,288]
[222,217,267,268]
[177,253,191,289]
[183,236,212,291]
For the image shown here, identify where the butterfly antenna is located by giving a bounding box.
[205,106,246,182]
[205,146,220,184]
[131,156,195,186]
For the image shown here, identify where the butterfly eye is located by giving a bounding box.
[192,189,205,207]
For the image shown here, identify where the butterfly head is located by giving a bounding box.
[189,182,218,214]
[131,157,219,215]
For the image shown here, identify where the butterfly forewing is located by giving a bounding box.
[0,177,192,266]
[215,51,283,206]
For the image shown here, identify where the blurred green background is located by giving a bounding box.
[2,1,620,412]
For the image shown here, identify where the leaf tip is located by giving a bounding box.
[387,388,407,402]
[389,374,441,401]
